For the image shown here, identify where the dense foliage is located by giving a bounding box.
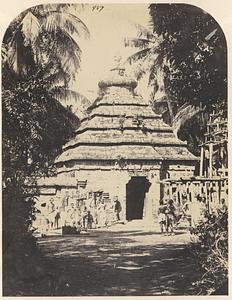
[190,209,228,295]
[125,4,227,154]
[149,4,227,114]
[147,5,228,294]
[2,70,79,294]
[2,4,87,294]
[3,4,89,83]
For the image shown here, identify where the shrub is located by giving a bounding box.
[190,209,228,295]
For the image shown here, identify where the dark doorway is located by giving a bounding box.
[126,177,151,221]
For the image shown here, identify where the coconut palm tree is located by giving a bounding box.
[2,4,91,117]
[125,28,206,154]
[2,5,92,282]
[124,4,226,156]
[3,4,89,81]
[125,4,226,131]
[124,26,176,124]
[2,5,90,269]
[124,25,161,87]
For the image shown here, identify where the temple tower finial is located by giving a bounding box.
[111,55,125,76]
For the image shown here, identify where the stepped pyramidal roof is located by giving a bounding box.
[56,67,197,165]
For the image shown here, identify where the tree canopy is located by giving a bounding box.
[3,4,89,84]
[125,4,227,154]
[149,4,227,114]
[2,4,88,271]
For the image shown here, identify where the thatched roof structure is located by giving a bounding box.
[55,69,198,166]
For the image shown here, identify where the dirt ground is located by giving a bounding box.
[21,224,200,296]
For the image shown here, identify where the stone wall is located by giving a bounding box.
[35,160,196,231]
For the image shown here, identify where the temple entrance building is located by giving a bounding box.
[37,67,198,227]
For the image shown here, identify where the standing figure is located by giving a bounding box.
[86,211,94,229]
[181,191,188,205]
[219,198,227,213]
[158,200,167,233]
[165,199,176,235]
[54,207,61,229]
[97,200,105,227]
[102,202,107,227]
[47,198,55,228]
[105,201,113,227]
[40,203,49,237]
[75,207,82,227]
[82,206,88,229]
[181,202,192,227]
[114,196,122,221]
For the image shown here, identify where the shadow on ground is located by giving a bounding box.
[3,229,201,296]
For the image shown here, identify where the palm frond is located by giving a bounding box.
[43,11,89,38]
[148,66,158,85]
[51,29,82,78]
[51,87,91,118]
[7,29,33,75]
[172,104,202,134]
[134,64,147,81]
[134,23,156,40]
[148,52,164,85]
[126,47,151,64]
[6,31,19,71]
[1,43,8,63]
[33,61,66,88]
[21,12,40,45]
[45,68,68,88]
[65,12,90,38]
[51,86,91,107]
[59,49,81,79]
[124,37,155,49]
[6,13,41,75]
[4,4,88,85]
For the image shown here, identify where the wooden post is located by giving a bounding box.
[167,99,174,123]
[200,146,204,177]
[169,183,172,200]
[177,183,181,205]
[215,180,220,205]
[218,180,221,203]
[210,181,213,205]
[204,181,208,207]
[209,143,213,178]
[205,181,210,212]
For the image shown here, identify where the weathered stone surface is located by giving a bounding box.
[36,70,197,226]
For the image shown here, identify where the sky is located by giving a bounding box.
[68,4,151,114]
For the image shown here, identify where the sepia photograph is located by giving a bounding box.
[1,2,229,297]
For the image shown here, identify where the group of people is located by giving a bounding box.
[158,197,205,235]
[37,195,122,236]
[82,196,122,228]
[158,199,177,235]
[158,194,228,235]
